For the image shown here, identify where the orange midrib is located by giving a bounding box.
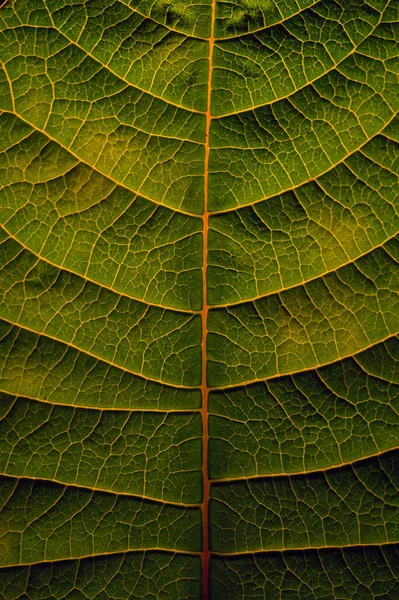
[201,2,216,599]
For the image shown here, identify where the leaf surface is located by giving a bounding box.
[0,0,398,598]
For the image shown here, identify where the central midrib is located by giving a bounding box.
[201,2,216,598]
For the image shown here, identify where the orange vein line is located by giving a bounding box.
[0,548,202,569]
[212,540,399,557]
[0,388,201,412]
[201,3,216,598]
[0,224,199,315]
[0,316,197,390]
[0,473,202,507]
[209,445,399,483]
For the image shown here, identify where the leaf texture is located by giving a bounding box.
[0,0,398,598]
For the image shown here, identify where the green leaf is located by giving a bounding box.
[0,0,398,598]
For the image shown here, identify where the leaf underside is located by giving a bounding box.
[0,0,399,598]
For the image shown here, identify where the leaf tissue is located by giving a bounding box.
[0,0,399,598]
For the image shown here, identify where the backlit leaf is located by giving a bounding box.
[0,0,398,597]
